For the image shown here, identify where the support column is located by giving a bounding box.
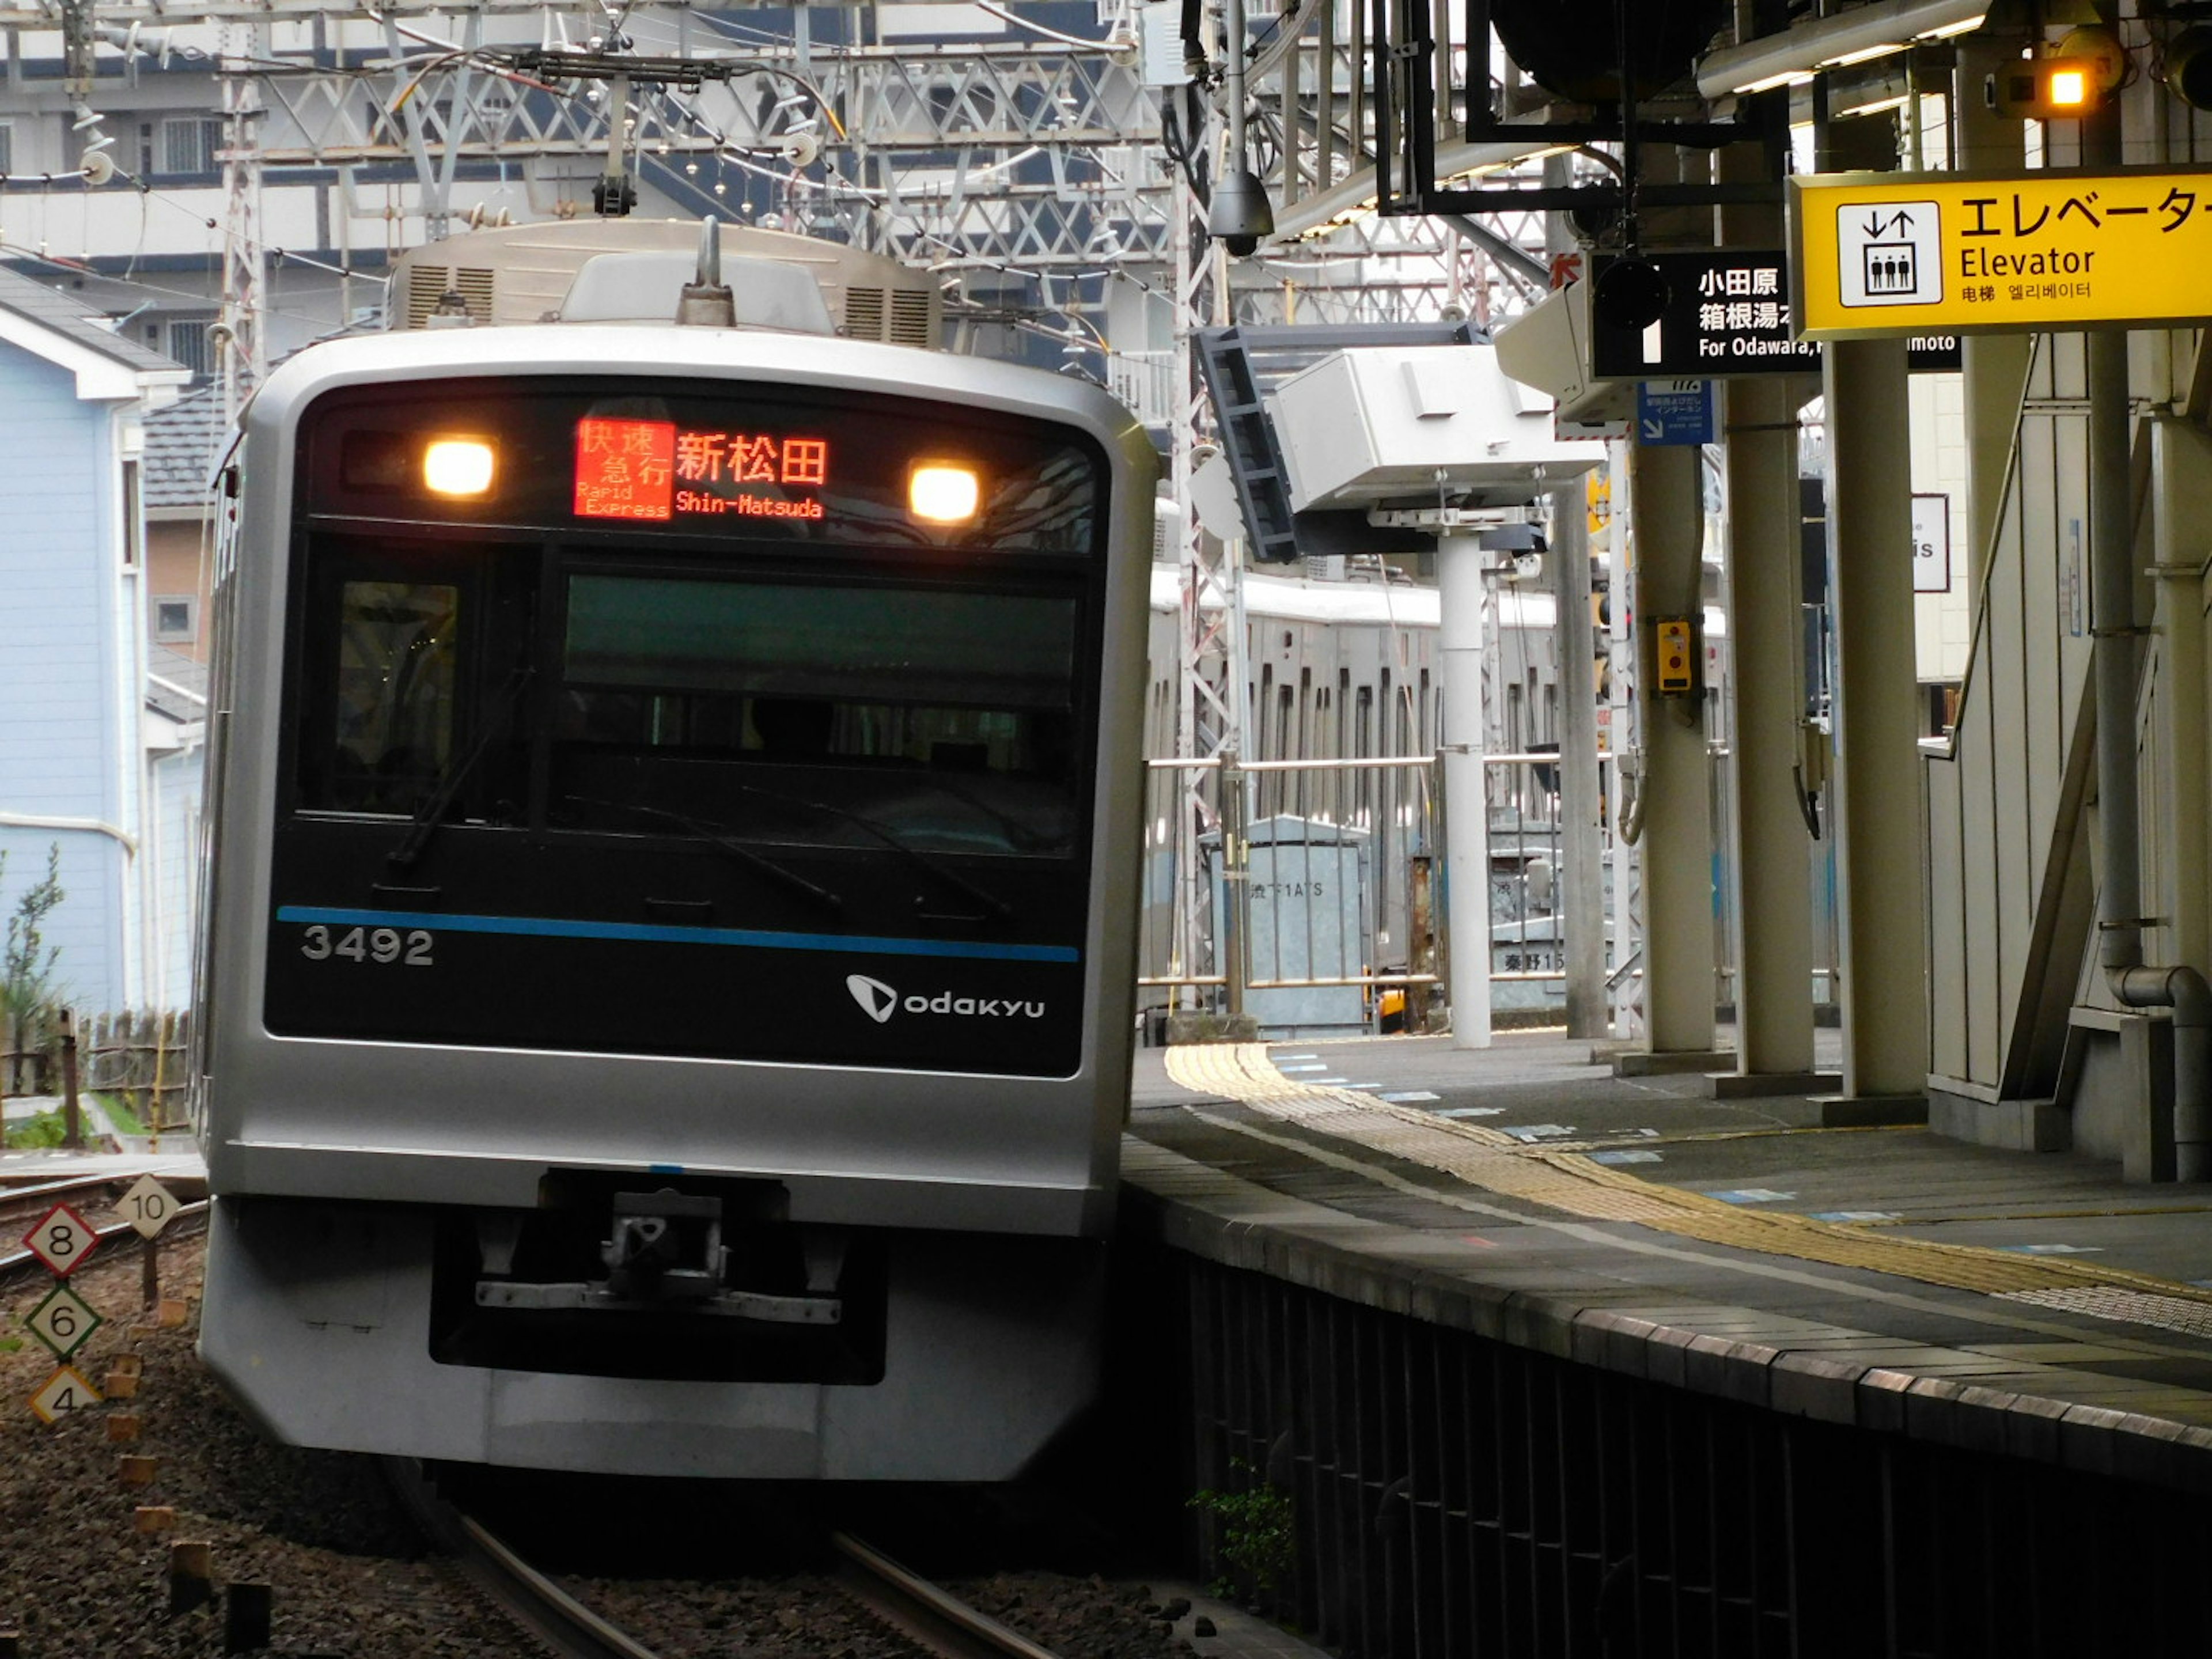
[2150,421,2212,976]
[1719,373,1823,1088]
[1627,437,1720,1062]
[1714,137,1822,1091]
[1439,536,1492,1049]
[1824,338,1929,1106]
[1955,30,2031,599]
[1549,492,1605,1037]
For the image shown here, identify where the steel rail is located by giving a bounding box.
[830,1532,1065,1659]
[0,1171,155,1215]
[380,1465,1072,1659]
[0,1202,208,1282]
[380,1460,668,1659]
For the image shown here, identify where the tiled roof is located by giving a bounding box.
[146,644,210,724]
[144,383,230,510]
[0,266,187,377]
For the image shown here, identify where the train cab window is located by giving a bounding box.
[323,580,460,814]
[551,571,1082,855]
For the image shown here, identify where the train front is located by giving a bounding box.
[194,318,1154,1479]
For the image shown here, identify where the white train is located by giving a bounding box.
[192,222,1156,1480]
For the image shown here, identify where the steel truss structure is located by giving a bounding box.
[2,0,1566,335]
[0,0,1573,1007]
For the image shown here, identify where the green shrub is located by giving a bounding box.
[1189,1462,1297,1600]
[2,1109,67,1150]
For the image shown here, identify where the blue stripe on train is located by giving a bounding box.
[274,906,1081,964]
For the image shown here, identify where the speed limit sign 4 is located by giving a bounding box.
[22,1203,101,1277]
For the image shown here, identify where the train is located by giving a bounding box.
[191,220,1158,1480]
[1139,559,1584,1032]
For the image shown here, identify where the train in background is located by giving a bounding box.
[1137,541,1762,1037]
[191,220,1156,1480]
[1138,556,1569,1033]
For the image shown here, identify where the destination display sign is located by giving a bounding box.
[574,416,832,522]
[1789,166,2212,339]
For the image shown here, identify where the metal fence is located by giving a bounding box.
[1166,1250,2212,1658]
[1,1008,191,1132]
[1139,751,1614,1039]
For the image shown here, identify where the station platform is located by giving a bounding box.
[25,1033,2212,1488]
[0,1092,201,1184]
[1122,1029,2212,1491]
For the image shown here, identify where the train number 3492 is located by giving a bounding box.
[301,925,434,966]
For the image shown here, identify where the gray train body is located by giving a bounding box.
[1140,567,1570,1022]
[193,230,1156,1480]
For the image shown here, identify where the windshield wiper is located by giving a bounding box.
[387,667,533,872]
[724,777,1016,922]
[894,774,1064,853]
[560,795,844,917]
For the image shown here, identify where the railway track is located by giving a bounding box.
[0,1171,208,1282]
[385,1460,1086,1659]
[831,1531,1067,1659]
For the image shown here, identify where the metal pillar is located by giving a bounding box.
[217,22,267,418]
[1607,447,1641,1041]
[1721,372,1819,1080]
[2149,419,2212,978]
[1538,147,1606,1040]
[1439,534,1493,1050]
[1628,437,1718,1057]
[1715,138,1819,1084]
[1169,168,1240,1012]
[1549,493,1605,1038]
[1953,30,2031,600]
[1823,338,1928,1102]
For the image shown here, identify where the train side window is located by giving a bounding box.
[325,581,460,813]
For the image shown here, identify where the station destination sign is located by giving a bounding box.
[1588,252,1958,378]
[1635,380,1718,446]
[1789,165,2212,340]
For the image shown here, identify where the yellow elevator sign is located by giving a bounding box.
[1788,166,2212,340]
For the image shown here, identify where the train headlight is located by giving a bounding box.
[909,462,980,525]
[423,438,496,497]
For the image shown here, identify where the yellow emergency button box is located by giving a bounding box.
[1654,618,1695,695]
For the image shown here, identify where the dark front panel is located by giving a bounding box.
[263,820,1090,1075]
[261,373,1115,1078]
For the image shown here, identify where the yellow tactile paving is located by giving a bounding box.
[1162,1043,2212,1307]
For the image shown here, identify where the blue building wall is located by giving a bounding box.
[0,353,132,1012]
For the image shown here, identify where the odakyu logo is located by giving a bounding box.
[845,974,1046,1024]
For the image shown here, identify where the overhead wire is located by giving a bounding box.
[22,12,1209,350]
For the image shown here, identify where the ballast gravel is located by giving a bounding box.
[2,1225,1206,1659]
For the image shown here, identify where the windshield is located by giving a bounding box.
[550,569,1081,857]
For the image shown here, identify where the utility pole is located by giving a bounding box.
[217,20,266,421]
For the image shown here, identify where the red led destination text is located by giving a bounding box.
[575,419,831,522]
[574,418,677,521]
